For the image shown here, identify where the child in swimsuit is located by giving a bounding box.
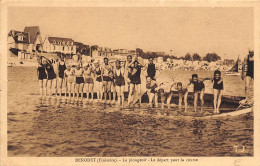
[37,56,48,97]
[74,64,84,102]
[146,76,158,108]
[64,65,75,101]
[173,82,189,112]
[114,60,125,106]
[109,70,116,104]
[189,74,210,112]
[83,63,95,102]
[211,70,223,114]
[45,59,57,98]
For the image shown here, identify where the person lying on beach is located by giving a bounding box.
[127,57,145,107]
[146,76,158,108]
[189,74,210,112]
[64,65,75,101]
[172,82,189,112]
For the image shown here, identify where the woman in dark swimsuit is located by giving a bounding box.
[37,56,48,97]
[212,70,223,114]
[45,59,57,98]
[57,56,66,99]
[114,60,125,106]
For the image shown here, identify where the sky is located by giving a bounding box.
[8,7,253,60]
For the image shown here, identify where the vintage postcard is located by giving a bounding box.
[1,0,260,165]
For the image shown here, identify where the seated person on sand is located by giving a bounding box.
[189,74,210,112]
[146,76,158,108]
[172,82,189,112]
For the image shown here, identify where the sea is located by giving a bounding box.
[7,66,253,156]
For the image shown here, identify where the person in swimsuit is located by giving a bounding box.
[211,70,224,114]
[109,70,116,104]
[173,82,189,112]
[37,56,48,97]
[74,64,84,102]
[64,65,75,101]
[155,79,175,109]
[146,57,156,80]
[242,50,254,103]
[124,55,133,92]
[94,61,103,102]
[128,57,145,106]
[114,60,125,106]
[101,57,113,103]
[189,74,210,112]
[57,56,66,99]
[45,59,57,98]
[146,76,158,108]
[83,63,95,102]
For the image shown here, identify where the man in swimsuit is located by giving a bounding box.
[101,57,113,103]
[75,64,84,102]
[189,74,210,112]
[64,65,75,101]
[114,60,125,106]
[242,50,254,103]
[146,57,156,80]
[128,57,145,106]
[146,76,158,108]
[94,61,103,102]
[83,63,95,102]
[155,80,174,109]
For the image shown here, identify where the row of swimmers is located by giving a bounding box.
[37,54,225,114]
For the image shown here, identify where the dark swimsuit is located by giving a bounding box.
[37,66,47,80]
[115,68,125,86]
[190,80,205,92]
[246,55,254,78]
[130,66,141,84]
[147,63,156,80]
[213,78,223,90]
[146,83,157,93]
[76,77,84,84]
[58,63,66,78]
[96,68,102,82]
[46,66,56,80]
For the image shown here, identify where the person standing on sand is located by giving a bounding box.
[57,56,66,99]
[209,70,224,114]
[189,74,210,112]
[94,61,103,102]
[37,56,48,97]
[45,59,57,98]
[146,76,158,108]
[128,58,145,106]
[241,50,254,104]
[124,55,133,92]
[114,60,125,106]
[101,57,113,103]
[64,65,75,101]
[74,64,84,102]
[146,57,156,80]
[83,63,95,103]
[108,70,116,104]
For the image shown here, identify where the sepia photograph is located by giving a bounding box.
[1,2,259,165]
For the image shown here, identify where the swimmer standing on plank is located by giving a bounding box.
[74,64,84,102]
[64,65,75,101]
[83,63,95,103]
[101,57,114,104]
[37,56,48,97]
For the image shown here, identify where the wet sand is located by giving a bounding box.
[8,66,253,156]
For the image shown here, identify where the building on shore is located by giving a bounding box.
[42,36,76,55]
[8,26,43,58]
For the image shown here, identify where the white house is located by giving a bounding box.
[43,36,76,54]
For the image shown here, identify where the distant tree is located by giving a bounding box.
[136,48,143,57]
[193,53,201,61]
[184,53,192,61]
[203,52,221,62]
